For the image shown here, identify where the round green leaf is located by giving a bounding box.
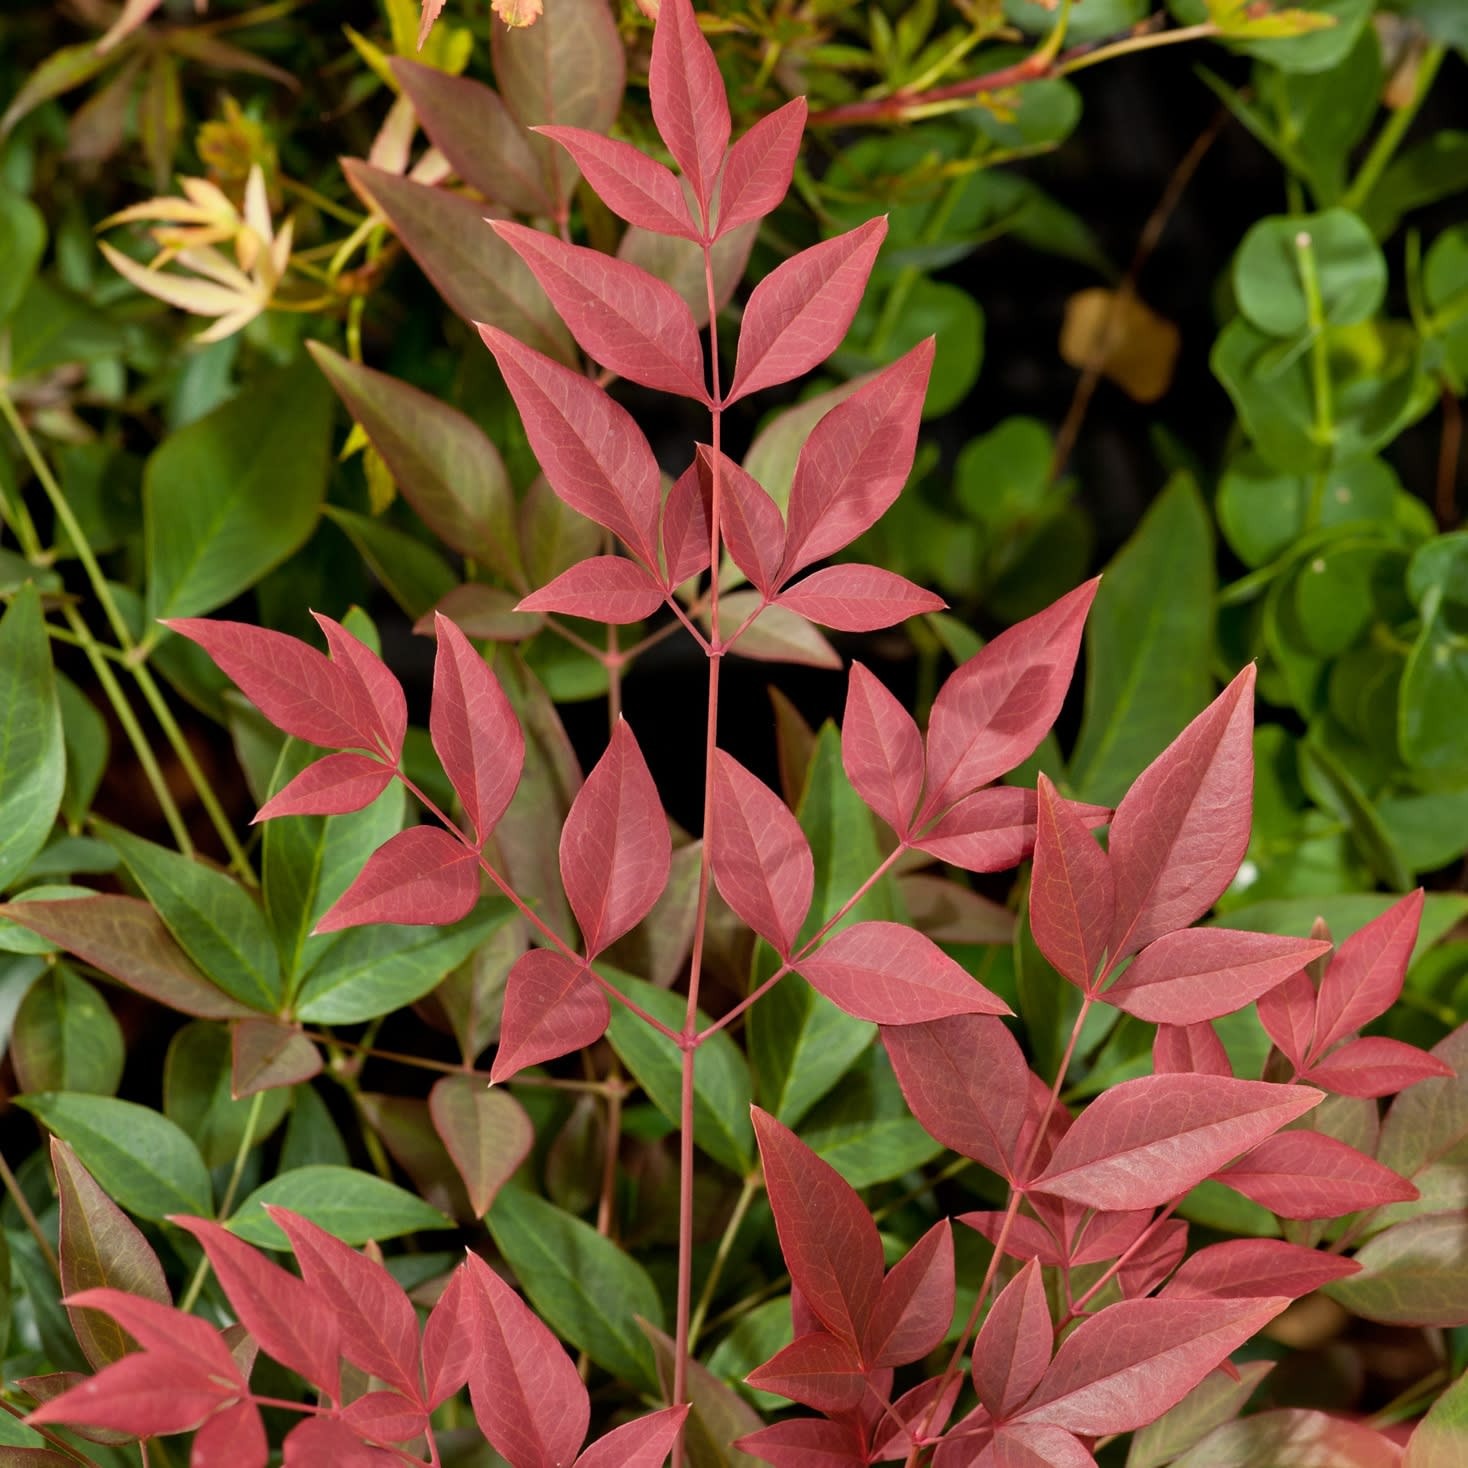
[1235,210,1385,338]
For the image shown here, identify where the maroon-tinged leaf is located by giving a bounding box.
[716,98,807,238]
[662,459,712,589]
[726,219,889,404]
[720,595,841,670]
[25,1350,233,1437]
[254,753,395,822]
[575,1406,691,1468]
[538,126,697,238]
[842,662,924,839]
[1019,1296,1289,1435]
[283,1417,398,1465]
[1032,1075,1322,1210]
[777,564,944,632]
[708,446,785,596]
[1120,1219,1190,1299]
[1068,1209,1152,1268]
[560,721,670,955]
[871,1375,965,1459]
[1257,968,1316,1071]
[60,1288,240,1376]
[492,221,708,400]
[478,324,663,567]
[923,581,1099,809]
[1030,773,1113,992]
[339,1390,428,1443]
[314,826,479,933]
[709,753,814,955]
[314,614,409,761]
[1301,1036,1455,1097]
[779,340,934,579]
[864,1220,954,1368]
[1217,1131,1417,1219]
[1172,1407,1403,1468]
[492,949,608,1080]
[231,1020,322,1099]
[982,1425,1096,1467]
[1107,667,1256,960]
[193,1399,267,1468]
[518,556,667,623]
[915,789,1109,874]
[463,1249,590,1467]
[884,1015,1034,1183]
[1311,889,1425,1055]
[737,1417,866,1467]
[1106,930,1333,1024]
[797,921,1009,1025]
[419,585,542,644]
[649,0,729,220]
[1329,1212,1468,1327]
[171,1217,340,1399]
[745,1330,867,1412]
[429,1074,533,1219]
[1125,1361,1275,1468]
[958,1211,1063,1269]
[973,1259,1051,1422]
[1164,1239,1361,1301]
[1154,1022,1231,1078]
[751,1108,884,1350]
[618,219,756,330]
[421,1265,474,1410]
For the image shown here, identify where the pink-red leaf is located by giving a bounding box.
[574,1407,690,1468]
[314,826,479,934]
[745,1330,866,1412]
[842,661,924,838]
[1217,1131,1417,1219]
[1257,968,1317,1072]
[1311,889,1424,1055]
[491,948,609,1081]
[725,219,888,404]
[958,1211,1063,1269]
[518,556,667,623]
[1030,773,1113,992]
[864,1219,954,1368]
[777,564,943,632]
[1301,1036,1454,1097]
[709,752,813,955]
[421,1265,474,1410]
[649,0,729,220]
[339,1390,428,1443]
[60,1288,239,1376]
[1164,1239,1361,1301]
[709,447,785,596]
[193,1399,267,1468]
[737,1418,866,1467]
[1032,1074,1322,1211]
[283,1417,398,1465]
[26,1350,232,1438]
[429,1073,533,1218]
[915,788,1108,874]
[314,613,408,761]
[716,98,806,237]
[973,1258,1052,1422]
[254,753,394,822]
[797,921,1009,1025]
[1154,1022,1232,1078]
[661,459,712,589]
[872,1375,966,1460]
[537,126,697,238]
[982,1424,1096,1468]
[751,1108,884,1351]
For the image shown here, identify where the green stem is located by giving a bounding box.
[1294,228,1335,450]
[1343,44,1446,213]
[689,1173,760,1350]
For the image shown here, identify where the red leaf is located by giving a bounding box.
[477,324,662,567]
[982,1424,1096,1468]
[254,753,395,822]
[537,126,698,238]
[1301,1036,1455,1097]
[864,1220,955,1368]
[726,219,889,403]
[745,1330,867,1412]
[1019,1296,1288,1435]
[421,1265,474,1410]
[492,222,708,400]
[709,752,813,955]
[429,1074,534,1218]
[1030,773,1113,992]
[842,661,924,838]
[779,340,934,579]
[314,613,408,762]
[661,459,712,589]
[1164,1239,1361,1301]
[164,618,376,752]
[649,0,729,220]
[777,564,944,632]
[708,446,785,596]
[339,1390,429,1443]
[518,556,667,623]
[1032,1075,1322,1211]
[915,788,1107,874]
[1106,929,1333,1024]
[491,948,609,1081]
[1218,1131,1417,1219]
[957,1211,1063,1269]
[193,1399,267,1468]
[797,921,1009,1025]
[871,1375,965,1459]
[1107,667,1256,959]
[1153,1022,1232,1078]
[463,1249,589,1468]
[170,1217,340,1399]
[1119,1219,1189,1299]
[561,720,670,955]
[430,612,525,845]
[923,581,1098,810]
[1311,890,1424,1055]
[752,1108,884,1351]
[314,826,479,933]
[723,595,841,669]
[737,1417,867,1467]
[60,1288,239,1376]
[716,98,806,237]
[884,1015,1034,1183]
[283,1417,398,1465]
[267,1208,422,1401]
[973,1258,1052,1422]
[574,1407,690,1468]
[26,1350,233,1438]
[1257,968,1317,1072]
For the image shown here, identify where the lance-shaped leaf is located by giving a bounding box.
[709,446,785,596]
[314,826,479,933]
[255,753,395,822]
[492,949,608,1080]
[1311,889,1424,1055]
[649,0,729,219]
[26,1349,238,1438]
[1216,1131,1416,1219]
[518,556,666,623]
[493,222,708,400]
[752,1108,884,1351]
[722,595,841,669]
[1164,1239,1360,1301]
[1302,1036,1454,1097]
[421,1266,473,1410]
[1031,773,1113,992]
[746,1330,866,1413]
[863,1219,954,1368]
[915,788,1109,874]
[1153,1021,1231,1078]
[284,1415,398,1464]
[778,565,944,632]
[537,126,697,238]
[661,459,712,589]
[1019,1296,1289,1436]
[1401,1349,1468,1468]
[430,1074,533,1218]
[194,1399,268,1467]
[710,753,813,955]
[842,662,924,838]
[737,1416,867,1466]
[1032,1074,1322,1210]
[973,1259,1052,1422]
[1257,967,1317,1072]
[339,1391,427,1444]
[314,615,406,756]
[797,921,1008,1025]
[1328,1212,1468,1327]
[1105,930,1333,1025]
[1107,666,1256,959]
[983,1424,1096,1467]
[561,721,670,956]
[716,98,807,238]
[923,581,1099,811]
[726,219,889,404]
[780,340,934,579]
[575,1407,690,1468]
[477,324,662,567]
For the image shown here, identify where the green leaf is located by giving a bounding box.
[1363,131,1468,241]
[58,672,109,828]
[0,584,65,893]
[145,356,332,622]
[1234,210,1386,337]
[1299,734,1412,891]
[1373,1024,1468,1231]
[163,1021,290,1170]
[1069,473,1215,805]
[1008,0,1147,44]
[0,183,46,325]
[644,1321,765,1467]
[1128,1360,1274,1468]
[228,1165,448,1247]
[705,1297,795,1412]
[1404,1341,1468,1465]
[279,1083,350,1172]
[17,1092,212,1222]
[1401,591,1468,782]
[1327,1213,1468,1326]
[1173,0,1371,73]
[488,1186,663,1391]
[1218,893,1468,952]
[602,968,754,1175]
[322,505,458,622]
[11,968,123,1096]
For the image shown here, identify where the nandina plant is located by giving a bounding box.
[21,3,1468,1466]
